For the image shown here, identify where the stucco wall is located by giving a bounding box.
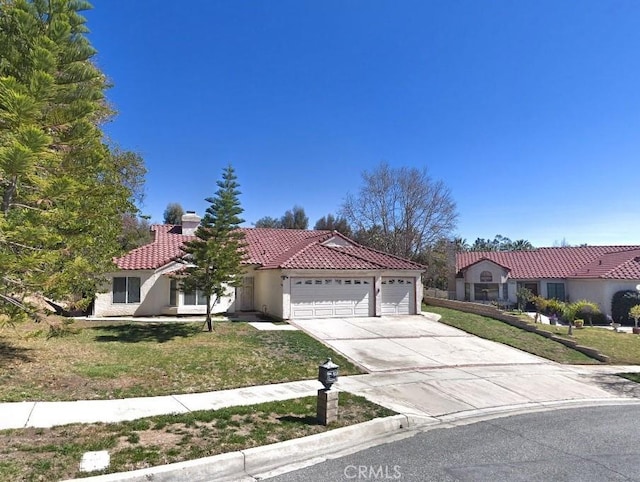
[94,266,423,319]
[93,264,237,317]
[255,270,284,319]
[464,260,509,284]
[94,270,162,317]
[568,279,640,316]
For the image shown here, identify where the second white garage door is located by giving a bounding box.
[381,277,415,315]
[291,277,373,319]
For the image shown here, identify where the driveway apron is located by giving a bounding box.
[292,315,639,419]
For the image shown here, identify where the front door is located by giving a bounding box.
[238,277,254,311]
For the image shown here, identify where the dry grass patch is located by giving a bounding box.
[0,319,362,402]
[0,393,395,481]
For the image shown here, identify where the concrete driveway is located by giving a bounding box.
[291,314,640,419]
[293,314,547,372]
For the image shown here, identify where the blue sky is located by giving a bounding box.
[86,0,640,247]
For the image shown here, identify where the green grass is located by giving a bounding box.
[0,319,363,402]
[0,393,395,481]
[534,324,640,365]
[619,373,640,383]
[424,305,600,364]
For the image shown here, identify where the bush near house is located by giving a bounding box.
[612,290,640,325]
[542,298,566,317]
[534,298,607,325]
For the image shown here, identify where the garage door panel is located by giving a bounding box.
[381,277,414,315]
[291,277,372,319]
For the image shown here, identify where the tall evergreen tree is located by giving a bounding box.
[180,166,246,332]
[0,0,145,318]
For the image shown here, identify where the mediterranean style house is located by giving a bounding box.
[93,213,425,319]
[455,246,640,316]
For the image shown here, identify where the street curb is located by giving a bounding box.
[433,398,640,427]
[64,414,411,482]
[62,399,640,482]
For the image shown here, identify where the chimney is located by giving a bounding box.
[181,211,200,235]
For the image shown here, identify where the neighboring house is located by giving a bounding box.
[456,246,640,316]
[93,213,425,319]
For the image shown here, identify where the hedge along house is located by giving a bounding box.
[93,213,426,319]
[455,246,640,316]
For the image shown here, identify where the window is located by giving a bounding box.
[324,279,332,285]
[169,279,178,306]
[113,277,140,304]
[184,288,207,305]
[354,280,361,285]
[315,279,322,285]
[474,283,499,301]
[547,283,565,300]
[345,280,352,285]
[480,271,493,282]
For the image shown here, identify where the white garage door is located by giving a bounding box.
[381,277,415,315]
[291,277,373,319]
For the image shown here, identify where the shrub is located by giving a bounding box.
[562,302,578,323]
[516,287,534,311]
[571,300,601,327]
[612,290,640,326]
[629,305,640,328]
[543,298,566,317]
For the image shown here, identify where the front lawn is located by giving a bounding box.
[424,305,600,364]
[535,324,640,365]
[0,393,394,481]
[0,319,362,402]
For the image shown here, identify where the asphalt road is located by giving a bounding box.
[268,405,640,482]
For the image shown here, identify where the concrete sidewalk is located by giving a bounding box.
[0,379,321,430]
[4,364,640,431]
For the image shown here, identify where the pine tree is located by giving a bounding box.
[0,0,145,318]
[180,166,246,331]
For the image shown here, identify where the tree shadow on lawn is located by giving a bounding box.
[0,339,33,367]
[92,323,202,344]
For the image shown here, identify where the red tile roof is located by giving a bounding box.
[457,246,640,280]
[114,226,424,271]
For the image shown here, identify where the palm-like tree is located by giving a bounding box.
[453,237,470,252]
[511,239,534,251]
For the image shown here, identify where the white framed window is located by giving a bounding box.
[169,279,178,306]
[184,289,208,306]
[113,277,141,304]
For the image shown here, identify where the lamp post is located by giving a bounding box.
[317,358,339,425]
